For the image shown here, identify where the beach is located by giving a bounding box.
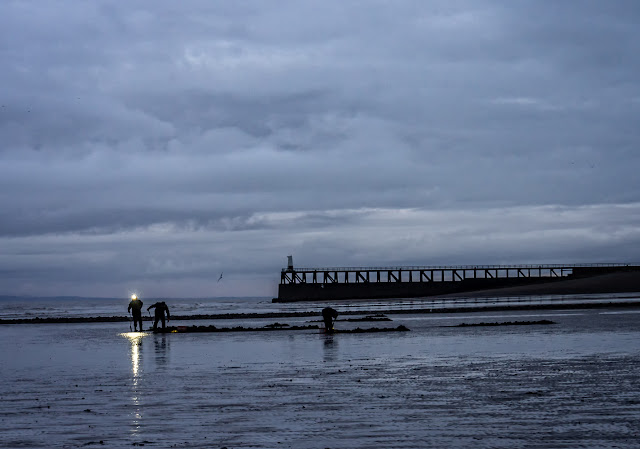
[1,296,640,448]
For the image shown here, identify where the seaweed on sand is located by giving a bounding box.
[263,322,290,328]
[333,325,409,333]
[153,324,316,333]
[446,320,555,328]
[153,324,410,334]
[309,313,393,323]
[344,314,393,322]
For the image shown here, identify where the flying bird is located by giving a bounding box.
[217,272,223,282]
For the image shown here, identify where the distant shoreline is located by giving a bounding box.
[2,299,639,324]
[0,295,270,301]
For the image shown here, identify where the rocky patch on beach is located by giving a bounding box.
[344,313,392,322]
[152,324,409,334]
[308,313,393,323]
[333,325,409,333]
[447,320,555,327]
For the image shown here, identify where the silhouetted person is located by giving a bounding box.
[128,295,144,331]
[322,307,339,333]
[148,301,170,330]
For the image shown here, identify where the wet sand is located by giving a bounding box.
[1,305,639,448]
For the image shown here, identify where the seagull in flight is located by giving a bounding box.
[217,272,223,282]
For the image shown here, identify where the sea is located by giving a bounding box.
[1,294,639,448]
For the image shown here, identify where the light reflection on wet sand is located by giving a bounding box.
[122,332,146,437]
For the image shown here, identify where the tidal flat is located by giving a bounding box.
[1,305,639,448]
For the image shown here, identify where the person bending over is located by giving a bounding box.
[148,301,170,330]
[322,307,339,333]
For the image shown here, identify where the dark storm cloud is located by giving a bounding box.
[1,0,639,296]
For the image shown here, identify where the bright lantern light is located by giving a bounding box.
[131,294,137,300]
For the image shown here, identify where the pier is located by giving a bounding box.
[275,263,640,302]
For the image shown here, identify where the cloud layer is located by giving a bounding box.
[1,1,639,297]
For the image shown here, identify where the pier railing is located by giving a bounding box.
[280,263,633,285]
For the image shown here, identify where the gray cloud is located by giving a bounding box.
[1,1,639,296]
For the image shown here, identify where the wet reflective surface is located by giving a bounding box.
[1,306,639,448]
[2,293,639,320]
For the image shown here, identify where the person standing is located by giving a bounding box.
[127,294,144,331]
[321,307,339,333]
[148,301,171,330]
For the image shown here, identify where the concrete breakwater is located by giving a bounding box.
[275,263,640,302]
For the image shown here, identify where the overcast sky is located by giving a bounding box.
[1,1,639,298]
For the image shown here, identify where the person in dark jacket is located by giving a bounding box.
[321,307,339,333]
[148,301,170,330]
[127,294,144,331]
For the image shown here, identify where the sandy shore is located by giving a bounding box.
[2,307,640,448]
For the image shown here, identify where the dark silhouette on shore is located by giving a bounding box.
[148,301,170,330]
[151,323,409,334]
[448,320,555,327]
[127,295,144,331]
[322,307,339,333]
[276,264,640,302]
